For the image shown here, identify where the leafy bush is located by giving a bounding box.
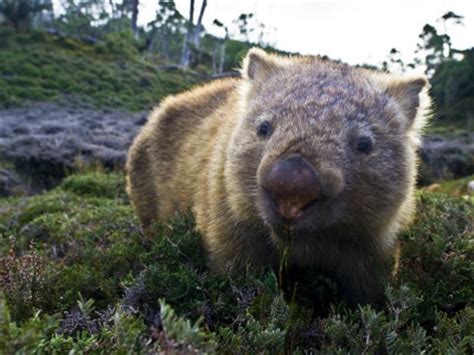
[61,172,126,200]
[0,0,51,31]
[0,237,47,320]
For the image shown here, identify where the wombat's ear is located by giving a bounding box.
[386,77,430,128]
[242,47,278,81]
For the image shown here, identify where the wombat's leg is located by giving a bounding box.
[126,136,160,226]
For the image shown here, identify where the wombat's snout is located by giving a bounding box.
[262,154,322,220]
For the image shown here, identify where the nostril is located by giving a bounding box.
[262,155,322,220]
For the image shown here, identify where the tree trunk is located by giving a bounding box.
[190,0,207,65]
[218,40,226,73]
[162,30,170,60]
[190,0,207,48]
[131,0,139,40]
[109,0,116,20]
[146,27,156,53]
[212,42,218,74]
[181,0,195,67]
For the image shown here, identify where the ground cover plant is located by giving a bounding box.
[0,171,472,353]
[0,28,201,111]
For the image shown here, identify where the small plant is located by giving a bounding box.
[158,299,217,352]
[0,236,47,320]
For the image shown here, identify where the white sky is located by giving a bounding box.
[53,0,474,72]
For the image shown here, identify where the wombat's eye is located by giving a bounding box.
[356,137,373,154]
[257,121,272,138]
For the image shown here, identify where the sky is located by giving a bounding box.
[53,0,474,72]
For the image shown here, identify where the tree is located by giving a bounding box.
[386,48,405,73]
[189,0,206,50]
[233,12,254,42]
[415,24,449,76]
[146,0,186,60]
[32,0,53,28]
[437,11,464,58]
[0,0,52,30]
[230,12,271,46]
[430,47,474,122]
[438,11,464,33]
[113,0,140,39]
[414,12,465,76]
[130,0,139,39]
[108,0,117,20]
[413,11,473,122]
[181,0,207,67]
[212,18,228,74]
[180,0,195,67]
[56,0,109,38]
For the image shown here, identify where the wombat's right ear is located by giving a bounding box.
[371,73,431,132]
[242,47,278,81]
[386,77,429,121]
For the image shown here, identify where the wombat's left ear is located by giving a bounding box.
[386,77,430,128]
[242,47,279,81]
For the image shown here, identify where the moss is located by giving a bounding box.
[0,171,473,352]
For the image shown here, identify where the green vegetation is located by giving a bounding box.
[425,121,473,136]
[0,171,472,353]
[430,48,474,124]
[424,175,474,203]
[383,12,473,126]
[0,28,202,111]
[0,0,51,31]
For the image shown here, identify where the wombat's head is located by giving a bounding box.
[226,48,430,242]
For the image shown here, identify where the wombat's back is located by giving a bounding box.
[126,78,239,225]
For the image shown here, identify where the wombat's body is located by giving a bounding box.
[127,49,430,306]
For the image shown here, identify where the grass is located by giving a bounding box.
[424,175,474,203]
[0,171,472,353]
[0,28,202,111]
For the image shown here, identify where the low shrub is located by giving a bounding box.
[0,171,472,353]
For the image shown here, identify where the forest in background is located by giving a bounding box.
[0,1,473,353]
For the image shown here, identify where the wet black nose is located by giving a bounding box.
[262,155,322,220]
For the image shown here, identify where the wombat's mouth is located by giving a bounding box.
[256,187,341,238]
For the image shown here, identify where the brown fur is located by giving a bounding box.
[126,48,431,306]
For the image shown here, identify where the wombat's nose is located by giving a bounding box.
[262,155,321,220]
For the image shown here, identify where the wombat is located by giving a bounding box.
[126,48,430,306]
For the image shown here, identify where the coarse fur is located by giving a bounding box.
[126,48,431,306]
